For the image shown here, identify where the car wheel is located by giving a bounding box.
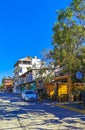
[22,96,25,101]
[24,97,27,102]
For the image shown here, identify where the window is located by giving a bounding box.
[20,69,22,73]
[23,61,31,65]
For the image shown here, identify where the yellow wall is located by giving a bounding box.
[45,83,56,97]
[58,84,67,96]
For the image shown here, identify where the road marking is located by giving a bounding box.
[55,104,85,114]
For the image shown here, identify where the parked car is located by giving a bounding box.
[21,90,37,101]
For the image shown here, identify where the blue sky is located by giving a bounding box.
[0,0,72,83]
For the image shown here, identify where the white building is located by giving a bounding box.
[13,56,42,93]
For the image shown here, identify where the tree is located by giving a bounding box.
[0,77,6,91]
[51,0,85,81]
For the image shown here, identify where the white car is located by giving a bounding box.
[21,90,37,101]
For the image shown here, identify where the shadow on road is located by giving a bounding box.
[0,92,85,130]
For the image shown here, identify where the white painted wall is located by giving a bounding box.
[13,56,42,93]
[32,56,41,69]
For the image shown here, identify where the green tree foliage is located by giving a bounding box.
[39,49,55,83]
[51,0,85,81]
[0,77,6,91]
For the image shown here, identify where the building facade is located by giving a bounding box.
[3,77,13,92]
[13,56,43,93]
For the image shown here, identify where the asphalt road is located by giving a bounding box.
[0,92,85,130]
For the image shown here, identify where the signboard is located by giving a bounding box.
[76,71,83,80]
[4,79,13,86]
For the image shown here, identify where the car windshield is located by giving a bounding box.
[25,91,34,94]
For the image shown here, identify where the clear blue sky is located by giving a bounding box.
[0,0,72,83]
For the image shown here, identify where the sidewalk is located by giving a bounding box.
[55,101,85,114]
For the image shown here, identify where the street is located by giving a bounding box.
[0,92,85,130]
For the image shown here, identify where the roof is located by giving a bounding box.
[14,56,32,67]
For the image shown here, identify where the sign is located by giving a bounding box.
[4,79,13,86]
[76,71,83,80]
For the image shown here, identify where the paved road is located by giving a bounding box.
[0,92,85,130]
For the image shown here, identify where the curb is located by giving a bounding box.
[55,104,85,114]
